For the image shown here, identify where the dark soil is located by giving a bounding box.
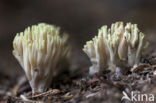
[0,54,156,103]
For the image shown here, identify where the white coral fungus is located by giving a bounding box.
[13,23,71,93]
[83,22,149,75]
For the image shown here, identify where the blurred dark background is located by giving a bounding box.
[0,0,156,88]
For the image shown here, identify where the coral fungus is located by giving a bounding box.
[83,22,149,75]
[13,23,71,93]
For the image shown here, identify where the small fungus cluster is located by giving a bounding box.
[83,22,149,75]
[12,22,149,94]
[13,23,71,93]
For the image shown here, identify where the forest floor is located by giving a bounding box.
[0,52,156,103]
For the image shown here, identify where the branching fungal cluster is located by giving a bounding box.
[13,23,71,93]
[12,21,149,94]
[83,22,149,75]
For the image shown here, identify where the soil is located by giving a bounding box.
[0,53,156,103]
